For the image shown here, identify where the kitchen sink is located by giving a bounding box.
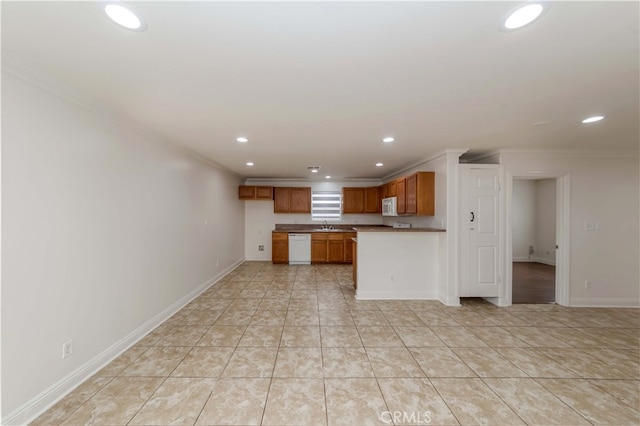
[313,228,342,232]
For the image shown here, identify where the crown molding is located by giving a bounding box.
[244,178,382,184]
[381,149,469,182]
[496,149,638,159]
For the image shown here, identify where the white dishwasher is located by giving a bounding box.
[288,233,311,265]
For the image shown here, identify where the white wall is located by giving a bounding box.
[512,180,536,260]
[512,179,556,264]
[500,151,639,306]
[1,70,245,422]
[535,179,556,265]
[243,180,383,261]
[356,232,443,299]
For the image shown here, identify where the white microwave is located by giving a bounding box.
[382,196,398,216]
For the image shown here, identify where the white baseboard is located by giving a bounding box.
[532,257,556,266]
[570,298,640,308]
[512,257,556,266]
[2,258,244,426]
[356,290,438,300]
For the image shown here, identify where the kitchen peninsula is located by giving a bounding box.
[272,224,445,300]
[352,226,445,300]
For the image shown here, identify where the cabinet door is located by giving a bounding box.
[343,232,356,263]
[274,187,290,213]
[416,172,435,216]
[363,187,379,213]
[405,174,418,215]
[386,180,397,197]
[239,185,256,199]
[342,187,364,213]
[272,233,289,263]
[377,186,384,213]
[327,234,345,262]
[256,186,274,200]
[396,178,406,214]
[290,187,311,213]
[311,233,328,263]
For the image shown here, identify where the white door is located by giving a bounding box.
[460,165,502,297]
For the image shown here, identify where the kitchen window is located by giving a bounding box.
[312,191,341,221]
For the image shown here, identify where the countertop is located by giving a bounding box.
[273,224,445,233]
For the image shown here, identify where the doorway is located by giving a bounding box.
[511,178,557,303]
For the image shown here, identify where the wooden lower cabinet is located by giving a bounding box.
[311,232,356,264]
[327,234,344,262]
[344,232,356,263]
[272,232,289,263]
[273,231,358,264]
[311,233,328,263]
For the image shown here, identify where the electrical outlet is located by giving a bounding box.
[216,259,219,267]
[62,340,73,359]
[584,222,599,231]
[258,245,264,251]
[585,280,590,289]
[389,275,394,281]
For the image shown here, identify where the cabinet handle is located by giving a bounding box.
[470,212,475,222]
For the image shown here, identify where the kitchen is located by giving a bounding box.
[241,171,447,300]
[2,2,638,425]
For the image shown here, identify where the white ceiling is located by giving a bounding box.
[3,1,638,180]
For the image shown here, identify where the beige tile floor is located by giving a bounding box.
[33,262,640,425]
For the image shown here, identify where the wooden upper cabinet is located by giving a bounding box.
[273,187,290,213]
[379,171,435,216]
[407,172,435,216]
[289,187,311,213]
[396,178,406,215]
[342,187,364,214]
[363,187,379,213]
[255,186,274,200]
[405,173,418,215]
[274,187,311,213]
[343,186,379,214]
[383,180,397,198]
[239,185,273,200]
[239,185,256,199]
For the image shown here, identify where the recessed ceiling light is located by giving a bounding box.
[382,137,395,143]
[499,3,547,31]
[325,176,331,179]
[307,166,321,173]
[376,162,384,167]
[311,169,319,173]
[102,2,147,31]
[236,137,248,143]
[246,162,254,166]
[582,115,604,124]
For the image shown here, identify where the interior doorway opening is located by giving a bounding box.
[511,178,557,304]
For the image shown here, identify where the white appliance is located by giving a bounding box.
[288,233,311,265]
[382,196,398,216]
